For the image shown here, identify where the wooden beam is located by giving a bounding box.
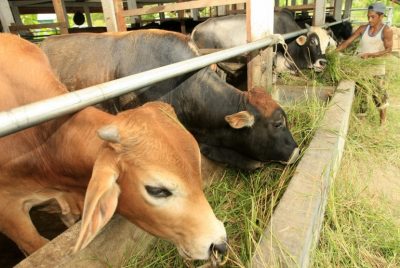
[122,0,246,17]
[52,0,68,34]
[285,3,313,11]
[9,22,67,31]
[8,0,49,6]
[0,0,15,33]
[246,0,274,91]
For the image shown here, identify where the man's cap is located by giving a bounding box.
[368,2,386,14]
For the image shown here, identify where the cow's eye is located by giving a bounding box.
[310,38,318,46]
[273,121,284,128]
[145,185,172,198]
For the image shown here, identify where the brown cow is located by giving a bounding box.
[0,34,227,261]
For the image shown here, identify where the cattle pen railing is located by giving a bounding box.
[0,18,348,137]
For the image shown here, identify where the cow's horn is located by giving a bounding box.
[97,125,120,143]
[305,23,311,29]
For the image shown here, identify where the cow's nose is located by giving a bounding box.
[210,242,227,256]
[318,58,327,67]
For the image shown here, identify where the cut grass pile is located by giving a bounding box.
[124,95,328,267]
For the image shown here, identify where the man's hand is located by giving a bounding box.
[359,53,371,59]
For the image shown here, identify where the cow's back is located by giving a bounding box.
[274,9,302,34]
[41,30,198,92]
[191,15,246,48]
[0,34,65,110]
[192,11,302,50]
[40,32,123,91]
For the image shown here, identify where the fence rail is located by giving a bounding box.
[0,19,348,137]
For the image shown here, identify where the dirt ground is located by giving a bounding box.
[366,93,400,225]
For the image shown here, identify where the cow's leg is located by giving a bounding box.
[200,144,264,171]
[1,204,48,255]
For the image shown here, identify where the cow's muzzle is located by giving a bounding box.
[209,242,229,267]
[282,147,300,165]
[313,59,327,72]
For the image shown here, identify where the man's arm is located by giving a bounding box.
[336,25,365,52]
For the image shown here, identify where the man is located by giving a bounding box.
[336,2,393,124]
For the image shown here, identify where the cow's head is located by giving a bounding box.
[74,102,227,262]
[223,88,299,165]
[295,26,337,72]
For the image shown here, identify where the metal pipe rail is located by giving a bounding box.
[0,35,283,137]
[0,18,349,137]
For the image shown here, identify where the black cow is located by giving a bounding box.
[295,15,353,42]
[191,10,337,74]
[41,30,299,171]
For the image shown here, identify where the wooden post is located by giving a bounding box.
[177,0,186,34]
[343,0,352,19]
[101,0,118,32]
[0,0,14,33]
[313,0,326,26]
[333,0,343,20]
[83,6,93,27]
[246,0,274,91]
[127,0,139,26]
[52,0,68,34]
[10,4,22,25]
[114,0,126,31]
[217,5,227,15]
[302,0,308,17]
[158,4,165,21]
[191,8,200,20]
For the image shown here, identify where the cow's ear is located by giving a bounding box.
[296,35,307,46]
[97,125,120,143]
[73,150,120,252]
[225,111,255,129]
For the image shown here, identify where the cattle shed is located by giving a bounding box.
[1,0,358,267]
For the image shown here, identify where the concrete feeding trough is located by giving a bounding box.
[15,80,354,268]
[252,80,355,267]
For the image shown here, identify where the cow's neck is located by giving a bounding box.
[164,68,246,128]
[42,107,112,188]
[287,41,311,70]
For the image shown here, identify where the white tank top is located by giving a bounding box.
[358,24,386,54]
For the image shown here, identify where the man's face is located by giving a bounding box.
[367,11,384,27]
